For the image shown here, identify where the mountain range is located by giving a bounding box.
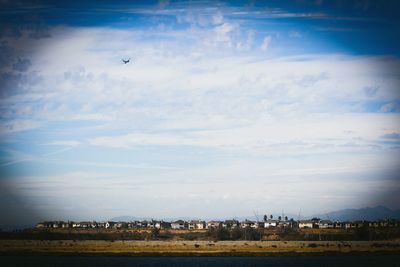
[312,206,400,221]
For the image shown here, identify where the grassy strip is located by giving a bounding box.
[1,240,399,256]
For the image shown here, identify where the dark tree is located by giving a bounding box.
[151,228,159,239]
[243,227,261,241]
[216,227,230,240]
[230,227,243,240]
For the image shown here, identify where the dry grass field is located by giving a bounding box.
[1,240,399,256]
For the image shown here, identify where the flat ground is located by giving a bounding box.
[1,240,399,256]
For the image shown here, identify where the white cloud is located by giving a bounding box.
[5,156,399,219]
[46,140,81,147]
[236,29,255,51]
[211,22,237,47]
[212,12,224,25]
[1,24,400,220]
[2,27,399,149]
[87,113,400,157]
[0,119,40,134]
[261,35,271,51]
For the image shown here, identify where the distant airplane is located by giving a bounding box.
[122,58,131,64]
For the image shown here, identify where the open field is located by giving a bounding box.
[1,240,400,256]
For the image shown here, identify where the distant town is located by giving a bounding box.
[36,216,400,230]
[2,214,397,244]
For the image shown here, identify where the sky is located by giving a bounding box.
[0,0,400,228]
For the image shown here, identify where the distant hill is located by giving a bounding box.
[312,206,400,221]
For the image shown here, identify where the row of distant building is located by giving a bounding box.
[36,218,400,230]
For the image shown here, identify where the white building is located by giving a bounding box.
[240,220,256,228]
[264,220,278,228]
[189,220,206,229]
[207,221,222,229]
[298,220,314,229]
[171,220,187,229]
[319,220,334,229]
[222,220,239,229]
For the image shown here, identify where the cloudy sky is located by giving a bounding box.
[0,0,399,228]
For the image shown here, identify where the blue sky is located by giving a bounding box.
[0,0,400,228]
